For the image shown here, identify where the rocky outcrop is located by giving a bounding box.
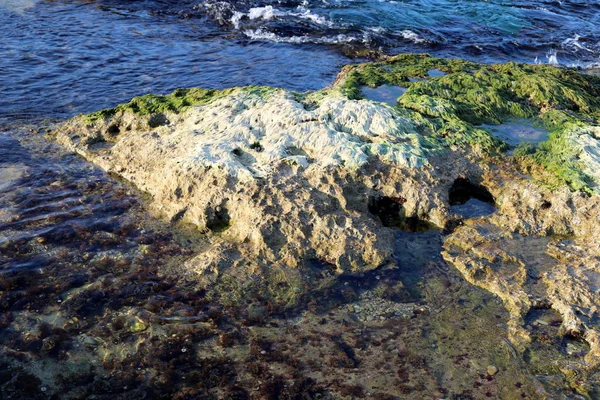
[53,85,468,302]
[442,221,600,371]
[52,52,600,353]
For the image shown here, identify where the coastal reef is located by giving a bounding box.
[49,54,600,395]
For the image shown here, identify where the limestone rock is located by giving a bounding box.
[53,86,466,301]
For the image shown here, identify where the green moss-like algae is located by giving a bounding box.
[336,53,480,99]
[338,54,600,123]
[83,86,277,124]
[335,54,600,192]
[514,120,596,194]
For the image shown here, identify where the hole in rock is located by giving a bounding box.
[148,113,169,128]
[449,178,496,218]
[106,124,120,135]
[541,200,552,210]
[174,187,183,199]
[562,335,590,358]
[360,85,407,105]
[170,207,187,223]
[206,204,231,232]
[442,218,464,235]
[368,196,436,232]
[249,141,263,152]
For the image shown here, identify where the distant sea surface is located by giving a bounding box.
[1,0,599,120]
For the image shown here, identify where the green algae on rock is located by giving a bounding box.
[82,86,276,124]
[337,54,600,193]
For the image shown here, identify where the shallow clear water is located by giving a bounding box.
[450,198,497,218]
[1,0,600,397]
[361,85,407,105]
[482,119,550,145]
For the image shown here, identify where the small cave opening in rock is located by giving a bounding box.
[449,178,496,218]
[106,123,120,136]
[206,204,231,232]
[449,178,495,206]
[368,196,436,232]
[148,113,169,128]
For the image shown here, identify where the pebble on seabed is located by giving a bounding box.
[487,365,498,376]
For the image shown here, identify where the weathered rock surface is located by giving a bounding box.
[55,87,474,299]
[53,56,500,301]
[52,54,600,374]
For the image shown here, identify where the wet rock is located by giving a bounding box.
[54,82,462,302]
[443,221,600,369]
[128,316,148,333]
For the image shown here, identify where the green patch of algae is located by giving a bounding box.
[334,54,600,192]
[83,86,278,124]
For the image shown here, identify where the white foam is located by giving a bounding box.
[230,11,244,29]
[248,6,278,20]
[400,29,426,44]
[0,0,38,14]
[368,26,386,34]
[244,28,359,44]
[546,50,559,65]
[232,5,332,28]
[294,6,332,26]
[562,34,595,53]
[244,29,280,41]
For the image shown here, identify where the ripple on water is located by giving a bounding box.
[2,0,600,122]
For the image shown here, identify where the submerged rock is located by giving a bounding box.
[51,53,600,353]
[442,221,600,377]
